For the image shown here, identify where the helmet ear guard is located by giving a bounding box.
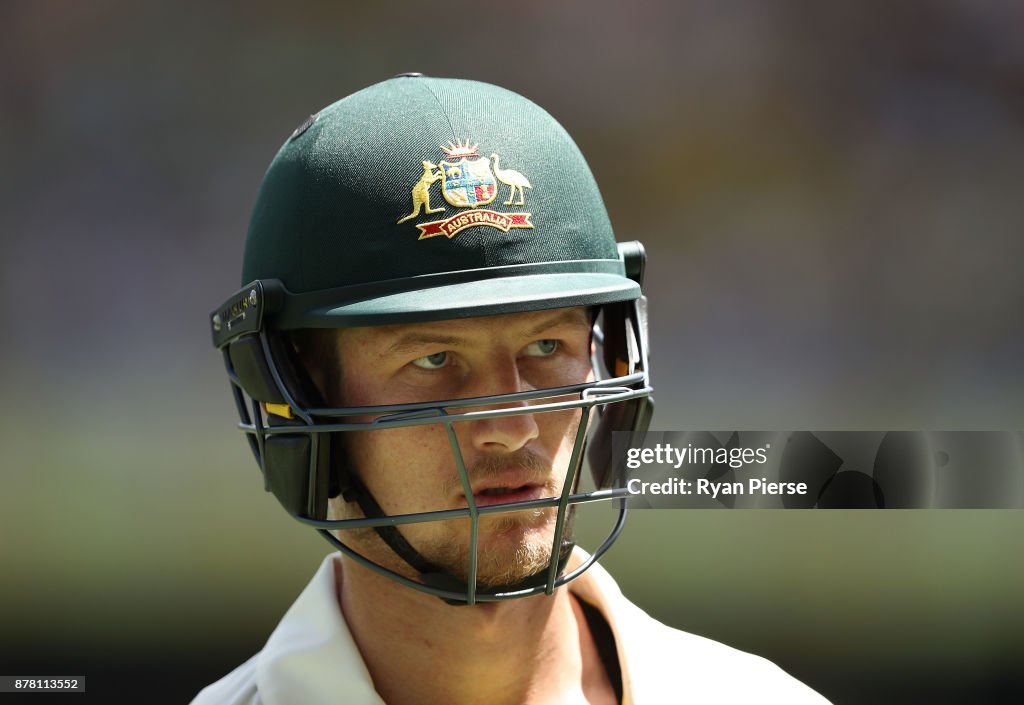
[587,242,654,489]
[220,313,340,521]
[588,302,654,488]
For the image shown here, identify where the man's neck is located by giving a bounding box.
[335,557,617,705]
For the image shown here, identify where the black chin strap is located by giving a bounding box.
[343,475,444,576]
[340,474,574,605]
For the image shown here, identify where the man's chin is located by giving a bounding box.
[458,544,556,591]
[425,521,562,590]
[337,502,576,590]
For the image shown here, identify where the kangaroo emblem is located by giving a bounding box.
[397,161,445,224]
[397,140,534,240]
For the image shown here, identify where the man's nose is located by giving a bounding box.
[463,358,540,453]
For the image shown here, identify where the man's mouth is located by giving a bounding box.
[471,484,547,507]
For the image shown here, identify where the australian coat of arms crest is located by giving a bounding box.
[397,139,533,240]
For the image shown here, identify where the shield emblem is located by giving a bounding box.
[440,157,498,208]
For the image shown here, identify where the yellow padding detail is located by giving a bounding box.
[265,402,294,419]
[615,358,629,377]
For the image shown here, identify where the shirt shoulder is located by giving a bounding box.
[569,555,830,703]
[190,654,262,705]
[615,598,830,703]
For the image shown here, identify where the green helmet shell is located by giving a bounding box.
[241,75,639,328]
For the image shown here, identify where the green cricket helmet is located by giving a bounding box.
[211,74,653,604]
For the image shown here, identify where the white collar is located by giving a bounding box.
[254,549,626,705]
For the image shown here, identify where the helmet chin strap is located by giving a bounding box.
[340,473,574,605]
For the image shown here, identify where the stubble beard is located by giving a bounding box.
[424,503,577,590]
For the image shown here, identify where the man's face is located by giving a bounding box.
[325,307,594,589]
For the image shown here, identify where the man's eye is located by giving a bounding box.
[411,351,449,369]
[525,339,559,357]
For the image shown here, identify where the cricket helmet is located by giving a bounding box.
[210,75,653,603]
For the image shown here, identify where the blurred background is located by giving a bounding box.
[2,1,1023,702]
